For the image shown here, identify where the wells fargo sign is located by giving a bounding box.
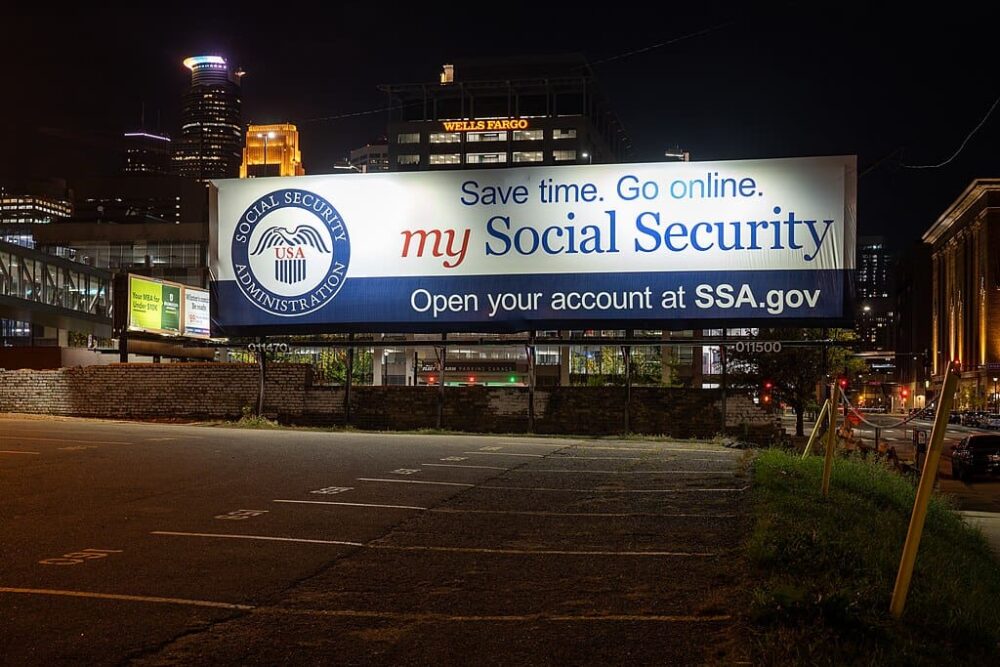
[441,119,530,132]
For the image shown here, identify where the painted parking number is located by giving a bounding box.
[40,548,122,566]
[311,486,353,495]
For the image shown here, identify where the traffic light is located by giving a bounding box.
[838,377,848,390]
[901,387,910,399]
[762,380,773,405]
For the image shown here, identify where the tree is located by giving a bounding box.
[727,328,864,437]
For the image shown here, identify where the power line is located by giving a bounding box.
[901,91,1000,169]
[590,21,735,66]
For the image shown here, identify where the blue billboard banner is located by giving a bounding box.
[209,156,856,335]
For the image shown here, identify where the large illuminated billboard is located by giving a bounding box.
[209,156,856,335]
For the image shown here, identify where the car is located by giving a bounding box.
[950,434,1000,482]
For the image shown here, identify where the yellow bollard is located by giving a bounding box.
[802,399,830,459]
[890,364,958,618]
[821,384,837,497]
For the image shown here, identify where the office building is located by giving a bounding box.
[923,179,1000,407]
[173,55,244,180]
[35,176,210,287]
[894,241,932,408]
[123,131,172,176]
[240,123,305,178]
[348,140,389,173]
[379,56,630,171]
[0,179,73,248]
[856,236,894,350]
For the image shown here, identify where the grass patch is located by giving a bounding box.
[227,406,280,429]
[748,449,1000,665]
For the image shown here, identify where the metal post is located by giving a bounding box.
[622,329,633,434]
[822,383,837,497]
[118,331,128,363]
[437,333,447,429]
[890,363,958,618]
[526,331,536,433]
[720,342,728,434]
[257,336,266,417]
[344,333,354,426]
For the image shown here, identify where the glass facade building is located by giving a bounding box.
[173,56,244,180]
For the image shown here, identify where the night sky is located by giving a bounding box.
[3,3,998,248]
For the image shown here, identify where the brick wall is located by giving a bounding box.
[0,364,781,439]
[0,363,310,420]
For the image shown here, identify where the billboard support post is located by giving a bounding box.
[720,343,729,434]
[623,330,633,433]
[436,334,447,429]
[344,333,354,426]
[257,336,266,417]
[526,332,536,433]
[118,331,128,363]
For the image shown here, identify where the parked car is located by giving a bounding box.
[950,434,1000,482]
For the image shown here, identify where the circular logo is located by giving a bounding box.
[232,189,351,317]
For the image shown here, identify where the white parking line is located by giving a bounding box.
[514,469,735,475]
[369,544,716,557]
[463,451,545,458]
[274,500,427,510]
[150,532,714,557]
[0,587,730,622]
[549,455,645,460]
[0,587,253,610]
[356,478,474,487]
[150,531,363,546]
[428,508,738,519]
[0,450,41,456]
[421,463,507,470]
[0,436,130,445]
[475,485,748,493]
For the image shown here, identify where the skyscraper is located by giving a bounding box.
[240,123,305,178]
[173,55,244,180]
[123,132,171,176]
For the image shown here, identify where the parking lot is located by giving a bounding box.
[0,415,750,665]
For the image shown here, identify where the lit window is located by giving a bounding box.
[553,150,577,161]
[513,129,544,141]
[512,151,543,163]
[397,154,420,165]
[429,153,461,165]
[553,129,577,140]
[466,153,507,164]
[397,132,421,144]
[429,132,461,144]
[467,131,507,143]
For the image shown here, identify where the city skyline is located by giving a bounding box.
[3,4,999,246]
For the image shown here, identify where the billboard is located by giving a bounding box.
[127,275,211,339]
[210,156,856,335]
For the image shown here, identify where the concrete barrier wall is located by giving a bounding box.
[0,363,781,439]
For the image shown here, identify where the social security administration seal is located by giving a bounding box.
[232,188,351,317]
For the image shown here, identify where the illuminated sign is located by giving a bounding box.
[210,156,857,336]
[441,119,530,132]
[127,275,211,338]
[183,288,211,338]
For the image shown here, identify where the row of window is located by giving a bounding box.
[401,150,578,166]
[398,128,577,144]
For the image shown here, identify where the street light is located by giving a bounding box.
[581,151,592,164]
[256,131,276,177]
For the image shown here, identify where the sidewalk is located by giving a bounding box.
[958,511,1000,556]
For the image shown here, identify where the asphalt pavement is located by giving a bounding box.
[0,415,750,665]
